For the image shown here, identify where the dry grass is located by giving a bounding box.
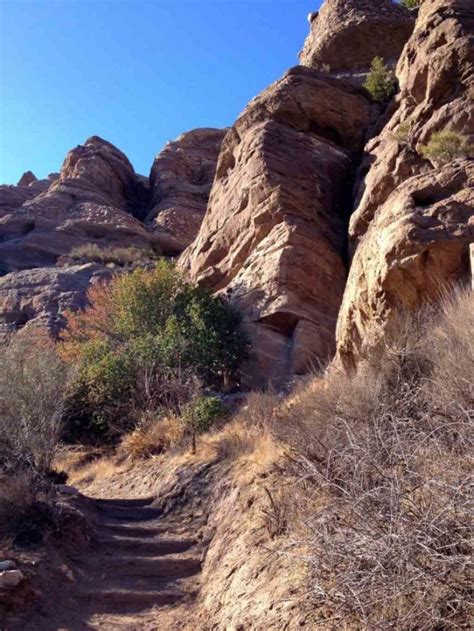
[69,244,156,266]
[205,391,285,467]
[117,415,185,462]
[281,288,473,629]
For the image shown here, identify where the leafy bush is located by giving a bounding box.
[400,0,420,8]
[60,261,247,437]
[69,243,157,266]
[281,288,473,629]
[420,128,473,163]
[0,332,72,474]
[184,396,224,433]
[363,56,397,102]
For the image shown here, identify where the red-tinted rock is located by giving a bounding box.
[146,128,226,254]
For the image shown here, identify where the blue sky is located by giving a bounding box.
[0,0,321,184]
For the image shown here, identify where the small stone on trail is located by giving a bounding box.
[0,569,25,588]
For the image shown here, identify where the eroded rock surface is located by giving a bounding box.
[181,67,373,383]
[146,128,226,254]
[299,0,415,77]
[0,136,156,273]
[336,0,474,367]
[0,264,112,339]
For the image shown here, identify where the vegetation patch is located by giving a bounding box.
[420,128,473,163]
[363,56,397,102]
[69,243,158,266]
[276,288,473,629]
[60,261,248,440]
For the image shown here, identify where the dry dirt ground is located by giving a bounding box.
[3,428,315,630]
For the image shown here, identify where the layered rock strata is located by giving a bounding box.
[181,67,374,383]
[146,128,226,254]
[336,0,474,367]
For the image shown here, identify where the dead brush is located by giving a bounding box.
[285,288,473,629]
[261,485,288,538]
[117,414,185,461]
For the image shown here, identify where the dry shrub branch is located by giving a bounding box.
[280,288,473,629]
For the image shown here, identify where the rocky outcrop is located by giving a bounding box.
[0,137,156,273]
[17,171,37,187]
[299,0,415,78]
[181,67,373,383]
[146,128,226,254]
[0,264,112,339]
[337,161,473,367]
[336,0,474,367]
[350,0,474,242]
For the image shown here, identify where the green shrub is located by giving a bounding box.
[363,57,397,102]
[420,128,472,163]
[185,396,224,434]
[61,261,247,437]
[400,0,420,9]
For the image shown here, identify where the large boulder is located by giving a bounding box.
[0,137,156,273]
[336,0,474,368]
[146,128,226,254]
[181,67,373,383]
[299,0,415,77]
[0,264,112,339]
[337,161,473,368]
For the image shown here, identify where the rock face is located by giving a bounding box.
[181,67,373,383]
[336,0,474,367]
[146,128,226,254]
[0,136,156,273]
[299,0,415,77]
[0,132,223,334]
[0,264,112,339]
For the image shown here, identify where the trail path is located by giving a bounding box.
[19,495,203,630]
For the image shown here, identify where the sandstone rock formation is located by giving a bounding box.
[181,67,374,383]
[146,128,226,254]
[336,0,474,367]
[0,264,112,339]
[0,136,156,273]
[299,0,415,77]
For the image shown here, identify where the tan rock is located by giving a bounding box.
[17,171,37,187]
[181,67,373,383]
[299,0,414,76]
[0,264,112,339]
[350,0,474,242]
[0,136,156,272]
[336,0,474,367]
[146,128,226,254]
[336,161,474,368]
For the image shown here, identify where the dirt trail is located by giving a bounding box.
[15,495,203,631]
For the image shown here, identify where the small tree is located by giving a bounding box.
[364,57,397,102]
[183,395,224,454]
[420,128,472,163]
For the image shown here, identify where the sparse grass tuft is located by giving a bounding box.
[69,243,157,266]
